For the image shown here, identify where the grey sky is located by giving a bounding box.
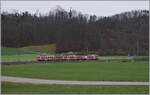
[1,1,149,16]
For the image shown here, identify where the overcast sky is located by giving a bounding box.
[1,1,149,16]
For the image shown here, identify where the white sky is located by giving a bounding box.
[1,1,149,16]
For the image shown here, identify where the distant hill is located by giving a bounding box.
[1,9,149,55]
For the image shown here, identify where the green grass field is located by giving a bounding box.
[1,47,39,56]
[2,60,149,81]
[1,46,149,94]
[1,45,55,62]
[2,82,148,94]
[2,54,37,62]
[1,47,39,62]
[20,44,56,54]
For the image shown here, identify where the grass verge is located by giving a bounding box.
[2,82,149,94]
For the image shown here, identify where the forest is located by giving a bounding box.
[1,6,149,55]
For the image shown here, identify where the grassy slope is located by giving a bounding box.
[2,82,148,94]
[2,54,37,62]
[20,44,56,54]
[1,44,55,62]
[2,60,149,81]
[1,47,38,62]
[1,47,38,56]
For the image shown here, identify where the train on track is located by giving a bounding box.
[37,54,97,61]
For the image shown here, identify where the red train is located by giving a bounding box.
[37,54,97,61]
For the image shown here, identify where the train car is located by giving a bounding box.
[62,54,81,60]
[37,54,97,61]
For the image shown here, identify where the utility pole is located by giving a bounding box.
[86,47,89,54]
[16,14,20,62]
[100,31,102,50]
[136,39,139,56]
[16,25,19,62]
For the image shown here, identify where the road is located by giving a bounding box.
[1,76,149,85]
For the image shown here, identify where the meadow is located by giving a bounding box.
[2,60,149,81]
[1,44,55,62]
[2,82,148,94]
[1,47,38,62]
[2,46,149,81]
[1,46,149,94]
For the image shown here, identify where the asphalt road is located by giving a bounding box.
[1,76,149,85]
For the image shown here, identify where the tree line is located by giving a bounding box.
[1,6,149,55]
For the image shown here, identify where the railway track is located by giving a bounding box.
[1,61,40,65]
[1,56,140,65]
[1,60,88,65]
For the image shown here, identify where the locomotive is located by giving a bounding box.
[37,54,97,61]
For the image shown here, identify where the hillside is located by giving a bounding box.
[1,9,149,55]
[1,47,38,56]
[1,44,55,62]
[20,44,56,54]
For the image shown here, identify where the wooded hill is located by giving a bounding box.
[1,7,149,55]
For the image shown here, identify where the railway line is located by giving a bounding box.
[1,60,89,65]
[1,56,144,65]
[1,61,41,65]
